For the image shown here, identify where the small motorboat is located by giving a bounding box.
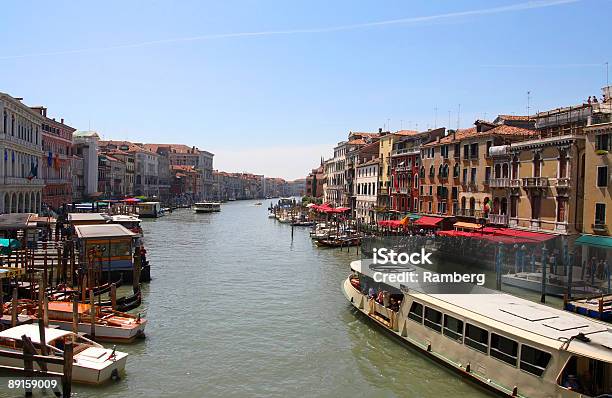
[0,324,128,384]
[193,202,221,213]
[254,202,262,206]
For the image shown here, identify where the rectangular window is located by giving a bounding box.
[454,143,460,158]
[443,315,463,342]
[470,143,479,159]
[462,168,468,183]
[486,141,492,158]
[465,323,488,353]
[408,301,423,323]
[597,166,608,187]
[520,345,551,377]
[595,203,606,225]
[490,333,518,366]
[596,133,610,151]
[463,144,470,160]
[470,168,477,183]
[424,307,442,333]
[485,167,491,182]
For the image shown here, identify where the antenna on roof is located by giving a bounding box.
[457,104,461,130]
[448,111,451,129]
[434,106,438,128]
[527,91,531,116]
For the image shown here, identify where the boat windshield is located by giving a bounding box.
[558,355,612,396]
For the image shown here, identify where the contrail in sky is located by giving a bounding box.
[0,0,579,60]
[481,63,602,68]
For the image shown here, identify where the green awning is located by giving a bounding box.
[575,234,612,249]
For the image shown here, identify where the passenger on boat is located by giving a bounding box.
[562,374,582,392]
[368,287,376,299]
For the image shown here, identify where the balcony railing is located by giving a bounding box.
[488,178,510,188]
[3,177,45,186]
[510,179,522,188]
[522,177,548,188]
[488,213,508,226]
[552,178,571,188]
[593,223,609,234]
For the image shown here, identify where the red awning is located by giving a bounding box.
[414,216,444,227]
[480,227,556,242]
[437,229,539,244]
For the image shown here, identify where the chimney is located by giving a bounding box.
[61,118,64,124]
[379,128,382,134]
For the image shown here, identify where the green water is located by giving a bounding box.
[5,199,565,397]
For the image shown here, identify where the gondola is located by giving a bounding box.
[95,289,142,312]
[314,236,361,248]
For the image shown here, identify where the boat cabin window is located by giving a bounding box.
[490,333,518,367]
[465,323,488,354]
[559,355,612,396]
[407,301,423,324]
[443,315,463,343]
[519,344,551,377]
[424,307,442,333]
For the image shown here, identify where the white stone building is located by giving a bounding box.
[355,158,379,224]
[0,93,44,214]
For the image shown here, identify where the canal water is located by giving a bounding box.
[71,200,500,398]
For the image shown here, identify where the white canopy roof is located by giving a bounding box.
[0,324,73,345]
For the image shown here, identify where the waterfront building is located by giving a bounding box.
[345,132,380,213]
[354,148,380,224]
[100,141,160,198]
[171,165,201,201]
[583,119,611,236]
[420,121,537,221]
[390,129,441,214]
[105,149,135,197]
[144,144,214,200]
[98,153,127,198]
[73,131,100,200]
[305,163,325,199]
[0,93,44,214]
[325,141,347,206]
[31,107,75,211]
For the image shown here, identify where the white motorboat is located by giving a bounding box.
[502,271,602,297]
[0,324,128,384]
[193,202,221,213]
[343,259,612,397]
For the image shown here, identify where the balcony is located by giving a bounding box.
[592,223,609,234]
[522,177,548,189]
[3,177,45,186]
[488,213,508,226]
[488,178,510,188]
[510,179,522,188]
[552,178,571,188]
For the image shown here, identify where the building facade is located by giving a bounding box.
[31,107,75,210]
[0,93,44,214]
[73,131,100,200]
[355,157,379,224]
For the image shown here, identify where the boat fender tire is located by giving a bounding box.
[111,369,120,381]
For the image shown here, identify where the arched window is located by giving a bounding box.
[429,165,435,177]
[512,155,519,179]
[502,163,509,179]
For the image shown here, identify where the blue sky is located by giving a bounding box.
[2,0,611,179]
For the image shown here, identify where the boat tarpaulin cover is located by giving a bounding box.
[414,216,444,227]
[576,234,612,249]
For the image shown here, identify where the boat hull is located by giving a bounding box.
[49,319,147,343]
[0,349,127,384]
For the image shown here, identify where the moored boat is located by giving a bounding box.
[502,272,602,297]
[343,259,612,397]
[193,202,221,213]
[0,324,128,384]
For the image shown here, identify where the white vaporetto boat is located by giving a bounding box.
[343,259,612,397]
[0,324,128,384]
[193,202,221,213]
